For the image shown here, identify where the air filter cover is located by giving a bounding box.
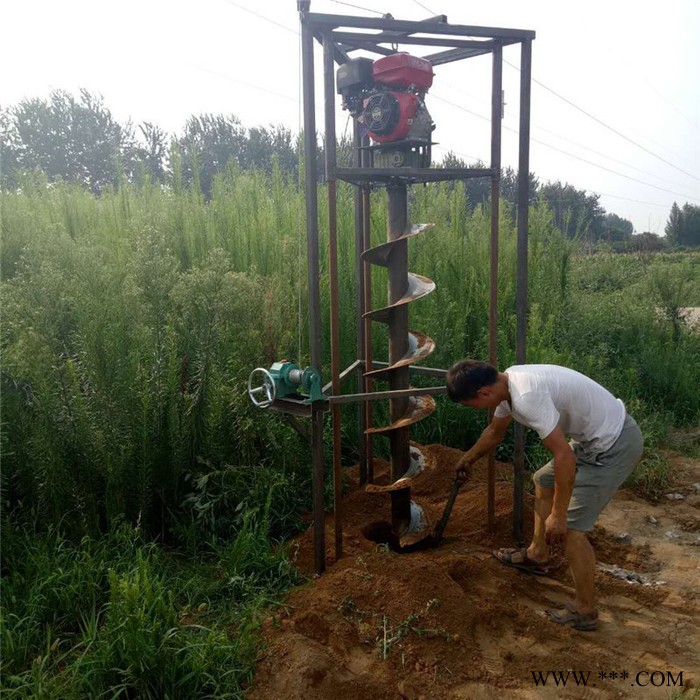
[372,53,434,90]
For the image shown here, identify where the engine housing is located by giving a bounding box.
[336,52,435,166]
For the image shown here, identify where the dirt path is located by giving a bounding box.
[248,445,700,699]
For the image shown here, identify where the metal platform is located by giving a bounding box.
[336,166,494,186]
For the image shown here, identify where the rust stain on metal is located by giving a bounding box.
[365,330,436,379]
[361,224,434,267]
[362,273,436,323]
[365,394,436,434]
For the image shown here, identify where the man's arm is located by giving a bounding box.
[455,414,512,480]
[541,427,577,543]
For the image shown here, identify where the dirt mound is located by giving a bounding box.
[249,445,700,699]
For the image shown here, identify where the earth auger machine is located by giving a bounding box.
[247,3,535,575]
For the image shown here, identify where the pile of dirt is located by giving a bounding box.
[248,444,700,699]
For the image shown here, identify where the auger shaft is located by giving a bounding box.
[387,184,412,531]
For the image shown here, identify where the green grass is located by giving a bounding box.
[1,503,297,698]
[626,451,671,501]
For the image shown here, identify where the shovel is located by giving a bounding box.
[362,476,463,553]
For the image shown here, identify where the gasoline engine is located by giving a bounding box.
[336,53,435,168]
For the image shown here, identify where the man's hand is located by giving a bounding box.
[452,415,511,484]
[545,512,568,545]
[455,456,472,482]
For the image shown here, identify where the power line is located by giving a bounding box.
[194,65,298,103]
[412,0,438,15]
[432,144,486,163]
[432,77,693,192]
[330,0,387,15]
[520,119,694,192]
[216,0,696,209]
[431,145,673,212]
[594,38,700,132]
[431,92,490,123]
[432,146,673,209]
[436,83,694,193]
[593,191,670,208]
[528,135,700,203]
[221,0,298,35]
[503,59,700,183]
[431,91,700,204]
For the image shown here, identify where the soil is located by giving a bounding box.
[247,443,700,699]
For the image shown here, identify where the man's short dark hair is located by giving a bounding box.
[446,359,498,402]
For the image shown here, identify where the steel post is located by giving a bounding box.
[353,123,368,485]
[362,138,374,483]
[301,11,325,575]
[488,42,503,534]
[513,38,532,545]
[323,36,343,561]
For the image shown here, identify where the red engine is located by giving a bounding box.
[372,53,434,90]
[361,91,418,143]
[337,53,434,145]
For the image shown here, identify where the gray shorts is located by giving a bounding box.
[532,414,644,532]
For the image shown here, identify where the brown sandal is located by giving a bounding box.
[493,547,549,576]
[545,602,599,631]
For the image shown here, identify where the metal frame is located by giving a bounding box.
[296,1,534,574]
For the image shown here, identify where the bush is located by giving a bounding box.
[1,510,295,698]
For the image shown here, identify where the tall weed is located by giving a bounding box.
[1,517,293,698]
[2,178,698,537]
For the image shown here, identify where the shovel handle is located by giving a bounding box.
[433,477,462,543]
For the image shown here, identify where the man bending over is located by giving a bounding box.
[446,360,644,632]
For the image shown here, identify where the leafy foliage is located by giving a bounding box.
[665,201,700,248]
[1,89,644,238]
[437,152,539,214]
[2,113,699,696]
[1,89,134,193]
[602,212,634,241]
[3,174,698,542]
[0,175,311,539]
[538,180,606,242]
[1,515,294,698]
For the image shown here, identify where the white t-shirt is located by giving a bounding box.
[494,365,626,453]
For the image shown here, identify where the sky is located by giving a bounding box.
[2,0,699,233]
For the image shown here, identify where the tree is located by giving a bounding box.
[244,124,297,175]
[174,116,303,198]
[538,181,606,242]
[665,201,700,248]
[1,89,133,193]
[436,152,489,210]
[602,212,634,241]
[461,158,491,211]
[680,204,700,247]
[175,113,247,198]
[629,231,666,253]
[435,154,539,213]
[132,122,169,184]
[665,201,683,245]
[500,165,539,209]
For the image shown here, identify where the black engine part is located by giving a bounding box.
[362,92,400,137]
